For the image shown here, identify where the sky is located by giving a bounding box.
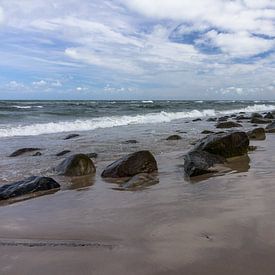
[0,0,275,100]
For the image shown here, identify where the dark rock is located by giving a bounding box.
[207,117,217,122]
[33,152,42,156]
[166,135,182,140]
[236,115,250,120]
[64,134,80,140]
[251,117,272,124]
[192,118,202,122]
[184,151,226,177]
[122,173,158,189]
[201,130,215,134]
[251,113,263,119]
[231,114,237,117]
[122,140,138,144]
[193,131,249,158]
[264,112,274,119]
[247,128,266,140]
[239,112,246,114]
[0,176,60,200]
[56,150,71,157]
[218,116,229,122]
[86,152,98,159]
[9,148,41,157]
[101,151,157,178]
[248,145,257,151]
[56,154,96,176]
[216,121,242,129]
[265,121,275,133]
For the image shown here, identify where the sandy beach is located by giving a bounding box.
[1,122,275,274]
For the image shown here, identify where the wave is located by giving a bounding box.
[0,104,274,137]
[142,100,154,103]
[12,105,32,109]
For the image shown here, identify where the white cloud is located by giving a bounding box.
[32,80,47,87]
[0,6,4,24]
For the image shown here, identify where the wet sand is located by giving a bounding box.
[1,132,275,274]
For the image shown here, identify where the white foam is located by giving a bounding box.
[142,100,154,103]
[12,105,32,109]
[1,104,274,137]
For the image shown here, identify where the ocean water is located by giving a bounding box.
[0,100,275,137]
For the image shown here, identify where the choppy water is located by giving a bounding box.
[0,100,275,137]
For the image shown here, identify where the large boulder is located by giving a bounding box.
[251,117,271,124]
[166,134,182,140]
[0,176,60,200]
[9,148,41,157]
[265,121,275,133]
[216,121,242,129]
[184,151,226,177]
[193,131,249,158]
[101,150,158,178]
[264,112,274,119]
[56,154,96,176]
[251,113,263,119]
[247,128,266,140]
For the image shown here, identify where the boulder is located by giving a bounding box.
[192,118,202,122]
[166,135,182,140]
[265,121,275,133]
[0,176,60,200]
[101,150,157,178]
[201,130,215,134]
[216,121,242,129]
[9,148,41,157]
[122,173,158,189]
[56,154,96,176]
[235,115,250,120]
[264,112,274,119]
[251,113,263,119]
[218,116,229,122]
[207,117,217,122]
[33,152,42,156]
[184,151,226,177]
[64,134,80,140]
[247,128,266,140]
[193,131,249,158]
[251,117,271,124]
[56,150,71,156]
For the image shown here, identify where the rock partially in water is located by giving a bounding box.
[122,140,138,144]
[64,134,80,140]
[56,150,71,157]
[265,121,275,133]
[122,173,159,189]
[193,131,249,158]
[201,130,215,134]
[0,176,60,200]
[101,150,158,178]
[184,151,226,177]
[56,154,96,176]
[33,152,42,156]
[264,112,274,119]
[166,135,182,140]
[216,121,242,129]
[218,116,229,122]
[192,118,202,122]
[251,117,271,124]
[247,128,266,140]
[235,115,250,120]
[9,148,41,157]
[86,152,98,159]
[251,113,263,119]
[206,117,217,122]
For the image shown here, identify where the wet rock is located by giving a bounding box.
[166,135,182,140]
[251,117,272,124]
[235,115,250,120]
[64,134,80,140]
[216,121,242,128]
[251,113,263,119]
[101,150,158,178]
[56,150,71,157]
[264,112,274,119]
[247,128,266,140]
[86,152,98,159]
[230,114,237,117]
[33,152,42,156]
[218,116,229,122]
[56,154,96,176]
[239,112,246,114]
[206,117,217,122]
[201,130,215,134]
[122,140,138,144]
[192,118,202,122]
[248,145,257,151]
[193,131,249,158]
[122,173,158,189]
[9,148,41,157]
[0,176,60,200]
[265,121,275,133]
[184,151,226,177]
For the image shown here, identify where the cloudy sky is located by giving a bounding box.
[0,0,275,100]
